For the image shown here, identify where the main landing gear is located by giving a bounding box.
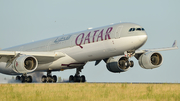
[69,67,86,83]
[41,70,57,83]
[16,73,32,83]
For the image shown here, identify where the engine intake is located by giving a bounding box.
[12,55,38,73]
[138,52,163,69]
[24,57,37,70]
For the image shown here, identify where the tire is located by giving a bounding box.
[74,75,80,82]
[16,76,21,80]
[42,75,47,83]
[27,76,32,83]
[47,75,52,83]
[21,76,25,83]
[80,75,86,82]
[69,75,74,82]
[52,75,57,83]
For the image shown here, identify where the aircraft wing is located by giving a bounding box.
[0,51,65,64]
[135,40,178,59]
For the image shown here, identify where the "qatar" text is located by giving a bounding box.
[75,27,113,48]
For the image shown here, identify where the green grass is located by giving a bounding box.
[0,83,180,101]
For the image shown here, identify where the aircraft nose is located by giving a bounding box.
[144,32,148,42]
[142,32,148,42]
[138,32,148,44]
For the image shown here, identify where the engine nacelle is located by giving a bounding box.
[106,56,132,73]
[138,52,163,69]
[12,55,38,73]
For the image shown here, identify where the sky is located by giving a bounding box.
[0,0,179,83]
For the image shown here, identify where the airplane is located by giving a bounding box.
[0,22,178,83]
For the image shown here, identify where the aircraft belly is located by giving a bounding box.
[35,55,85,71]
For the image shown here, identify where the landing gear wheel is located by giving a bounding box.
[47,75,52,83]
[16,76,21,80]
[73,75,80,82]
[42,70,58,83]
[27,76,32,83]
[42,75,47,83]
[52,75,57,83]
[80,75,86,82]
[69,67,86,83]
[19,73,33,83]
[69,75,86,83]
[21,76,25,83]
[69,75,74,82]
[130,60,134,67]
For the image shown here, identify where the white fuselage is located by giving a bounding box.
[0,23,147,75]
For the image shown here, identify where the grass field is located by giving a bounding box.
[0,83,180,101]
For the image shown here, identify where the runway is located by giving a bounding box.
[1,81,180,84]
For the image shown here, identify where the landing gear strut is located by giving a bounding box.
[124,51,135,68]
[41,70,57,83]
[69,67,86,83]
[16,73,32,83]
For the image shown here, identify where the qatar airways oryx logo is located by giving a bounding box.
[54,35,72,44]
[75,27,113,48]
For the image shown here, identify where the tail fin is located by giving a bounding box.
[172,40,177,47]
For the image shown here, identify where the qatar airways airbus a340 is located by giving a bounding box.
[0,22,178,83]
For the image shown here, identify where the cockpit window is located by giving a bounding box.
[129,28,135,32]
[129,28,145,32]
[132,28,135,31]
[129,28,132,32]
[136,28,141,31]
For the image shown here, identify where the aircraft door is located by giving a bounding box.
[115,26,123,38]
[70,35,76,47]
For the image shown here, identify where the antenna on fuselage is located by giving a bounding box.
[87,27,93,30]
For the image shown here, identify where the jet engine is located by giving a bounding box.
[106,56,134,73]
[138,52,163,69]
[12,55,38,73]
